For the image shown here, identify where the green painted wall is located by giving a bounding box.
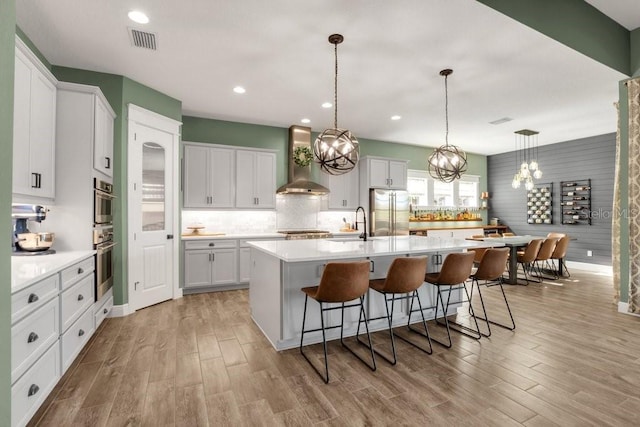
[632,28,640,77]
[477,0,631,76]
[182,116,488,221]
[1,2,15,424]
[51,68,182,306]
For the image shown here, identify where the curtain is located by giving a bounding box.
[613,102,621,303]
[627,79,640,314]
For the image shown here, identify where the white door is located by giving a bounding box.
[128,105,181,312]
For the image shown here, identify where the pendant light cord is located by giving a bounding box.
[444,73,449,147]
[333,41,338,129]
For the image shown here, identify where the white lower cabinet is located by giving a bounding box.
[94,288,114,330]
[11,343,60,427]
[11,254,98,427]
[184,240,238,289]
[239,247,251,283]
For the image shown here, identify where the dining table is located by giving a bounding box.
[473,235,548,284]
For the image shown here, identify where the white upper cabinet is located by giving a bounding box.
[320,165,360,210]
[363,156,408,190]
[235,150,276,208]
[13,38,57,200]
[93,96,115,177]
[183,143,235,208]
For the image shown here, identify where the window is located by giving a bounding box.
[408,169,480,209]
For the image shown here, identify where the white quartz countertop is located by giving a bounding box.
[181,232,284,240]
[247,235,503,262]
[11,250,96,293]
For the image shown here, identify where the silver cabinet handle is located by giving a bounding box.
[103,308,108,314]
[28,293,39,303]
[212,253,215,262]
[105,157,111,169]
[77,294,84,301]
[208,242,215,247]
[28,332,39,343]
[28,384,40,397]
[78,329,85,337]
[78,267,84,274]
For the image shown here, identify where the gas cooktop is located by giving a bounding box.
[277,230,333,240]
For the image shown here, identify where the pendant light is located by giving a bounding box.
[313,34,359,176]
[428,69,468,182]
[511,129,543,189]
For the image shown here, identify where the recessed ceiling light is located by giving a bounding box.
[233,86,246,94]
[391,115,402,121]
[128,11,149,24]
[301,118,311,124]
[321,102,332,109]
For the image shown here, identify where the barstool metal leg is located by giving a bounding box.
[432,286,453,348]
[403,290,433,355]
[299,296,331,384]
[473,277,516,332]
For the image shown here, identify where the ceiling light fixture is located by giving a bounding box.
[313,34,359,176]
[128,10,149,24]
[321,102,332,109]
[511,129,543,190]
[427,69,468,183]
[391,115,402,121]
[300,118,311,124]
[233,86,246,94]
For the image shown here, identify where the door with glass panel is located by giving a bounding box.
[128,118,176,311]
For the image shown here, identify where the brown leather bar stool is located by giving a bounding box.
[360,256,431,365]
[423,252,476,348]
[515,239,543,285]
[550,235,571,278]
[502,232,516,237]
[468,235,488,265]
[469,248,514,337]
[532,237,559,281]
[299,261,376,383]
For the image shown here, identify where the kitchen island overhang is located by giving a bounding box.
[247,236,503,351]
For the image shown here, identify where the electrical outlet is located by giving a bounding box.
[587,250,593,257]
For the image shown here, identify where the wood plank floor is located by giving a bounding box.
[29,268,640,426]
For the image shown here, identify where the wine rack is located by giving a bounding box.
[561,179,591,225]
[527,183,553,224]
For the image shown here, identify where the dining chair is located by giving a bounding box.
[299,261,376,383]
[515,239,543,285]
[550,235,571,278]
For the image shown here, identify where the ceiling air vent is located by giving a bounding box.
[128,28,157,50]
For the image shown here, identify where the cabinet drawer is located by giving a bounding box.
[61,307,95,371]
[61,257,95,291]
[11,298,59,384]
[94,293,113,330]
[12,342,60,427]
[184,239,237,250]
[11,274,58,324]
[60,274,94,332]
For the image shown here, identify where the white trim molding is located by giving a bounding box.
[617,302,640,317]
[110,303,132,317]
[565,260,612,275]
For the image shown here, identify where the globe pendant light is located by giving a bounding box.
[428,69,468,182]
[313,34,359,176]
[512,129,543,189]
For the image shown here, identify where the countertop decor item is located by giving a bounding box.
[427,69,468,183]
[313,34,359,176]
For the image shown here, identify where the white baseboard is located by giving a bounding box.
[565,261,612,275]
[110,303,132,317]
[618,302,640,317]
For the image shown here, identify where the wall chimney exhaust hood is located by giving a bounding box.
[276,126,330,195]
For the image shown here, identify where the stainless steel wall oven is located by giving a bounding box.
[94,226,115,301]
[94,178,114,224]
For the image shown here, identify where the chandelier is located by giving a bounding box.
[313,34,359,176]
[428,69,468,182]
[511,129,543,190]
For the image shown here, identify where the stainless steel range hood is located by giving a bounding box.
[276,125,330,195]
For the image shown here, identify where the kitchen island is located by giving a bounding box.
[248,236,501,350]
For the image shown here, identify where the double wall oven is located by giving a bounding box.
[94,178,115,301]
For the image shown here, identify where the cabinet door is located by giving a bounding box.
[388,160,407,190]
[93,97,114,177]
[235,150,255,208]
[343,169,360,209]
[183,249,213,288]
[254,152,276,208]
[239,247,251,283]
[183,145,211,208]
[12,50,32,197]
[28,72,56,199]
[212,248,238,285]
[325,173,347,209]
[368,158,390,188]
[210,147,235,208]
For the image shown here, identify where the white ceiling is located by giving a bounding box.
[16,0,632,155]
[585,0,640,30]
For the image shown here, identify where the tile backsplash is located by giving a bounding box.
[182,195,356,234]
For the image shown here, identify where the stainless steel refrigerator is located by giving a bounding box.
[369,189,410,236]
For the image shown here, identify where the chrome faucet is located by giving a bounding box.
[355,206,367,241]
